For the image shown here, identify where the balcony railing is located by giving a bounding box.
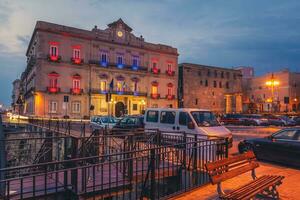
[166,94,175,100]
[151,67,160,74]
[70,88,83,95]
[47,87,60,93]
[47,54,61,62]
[88,60,148,72]
[90,89,147,96]
[71,57,84,65]
[166,70,175,76]
[150,93,160,99]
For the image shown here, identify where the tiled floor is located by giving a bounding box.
[172,162,300,200]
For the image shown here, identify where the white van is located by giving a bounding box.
[144,108,232,145]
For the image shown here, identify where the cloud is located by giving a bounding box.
[1,0,300,105]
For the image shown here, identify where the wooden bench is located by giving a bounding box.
[205,151,284,199]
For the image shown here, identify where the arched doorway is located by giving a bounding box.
[115,102,125,117]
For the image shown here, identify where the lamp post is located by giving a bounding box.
[265,73,279,113]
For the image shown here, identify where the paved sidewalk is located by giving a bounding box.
[172,162,300,200]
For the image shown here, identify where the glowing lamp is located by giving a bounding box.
[266,98,272,103]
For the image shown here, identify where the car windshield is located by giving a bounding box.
[191,111,220,127]
[101,117,116,123]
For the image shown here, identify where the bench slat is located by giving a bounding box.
[225,175,284,200]
[224,175,271,197]
[206,151,256,171]
[211,162,259,184]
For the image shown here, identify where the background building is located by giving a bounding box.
[248,69,300,113]
[11,79,22,114]
[178,63,243,113]
[235,66,255,112]
[18,19,178,118]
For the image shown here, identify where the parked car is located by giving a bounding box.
[144,108,233,147]
[242,114,269,126]
[90,116,117,130]
[276,115,296,126]
[219,114,245,125]
[291,116,300,125]
[113,115,144,129]
[262,114,286,126]
[238,128,300,168]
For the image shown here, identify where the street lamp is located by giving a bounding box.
[265,73,279,112]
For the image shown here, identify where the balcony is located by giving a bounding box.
[166,94,175,100]
[47,54,61,62]
[150,93,160,99]
[71,58,84,65]
[47,87,60,94]
[70,88,83,95]
[151,67,160,74]
[166,70,175,76]
[88,60,148,72]
[90,89,147,96]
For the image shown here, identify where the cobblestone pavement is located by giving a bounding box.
[172,126,300,200]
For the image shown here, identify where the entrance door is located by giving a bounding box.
[115,102,125,117]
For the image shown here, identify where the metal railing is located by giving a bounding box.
[0,118,229,200]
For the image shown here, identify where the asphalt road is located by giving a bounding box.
[227,126,283,154]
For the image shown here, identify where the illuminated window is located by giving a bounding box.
[49,101,58,113]
[167,87,173,95]
[50,45,58,56]
[151,86,158,94]
[72,101,81,113]
[132,56,139,66]
[226,82,229,89]
[49,78,58,88]
[100,81,107,92]
[214,81,217,88]
[73,49,80,59]
[132,81,138,92]
[73,79,80,89]
[153,61,157,68]
[117,55,123,65]
[101,52,107,63]
[167,63,172,72]
[117,81,124,92]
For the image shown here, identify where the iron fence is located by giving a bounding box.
[0,117,229,200]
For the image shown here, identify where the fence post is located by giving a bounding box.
[225,138,229,158]
[71,138,78,193]
[150,148,156,200]
[128,135,133,182]
[183,132,187,168]
[0,116,6,196]
[193,134,198,170]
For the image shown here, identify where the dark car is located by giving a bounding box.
[220,114,245,125]
[263,114,285,126]
[238,128,300,168]
[113,115,144,130]
[242,114,269,126]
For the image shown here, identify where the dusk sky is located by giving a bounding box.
[1,0,300,106]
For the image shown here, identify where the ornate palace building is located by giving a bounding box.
[19,19,178,118]
[178,63,243,113]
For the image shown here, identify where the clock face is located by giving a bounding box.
[117,31,123,38]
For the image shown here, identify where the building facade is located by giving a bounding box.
[19,19,178,118]
[178,63,243,113]
[234,66,255,112]
[248,69,300,113]
[11,79,22,114]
